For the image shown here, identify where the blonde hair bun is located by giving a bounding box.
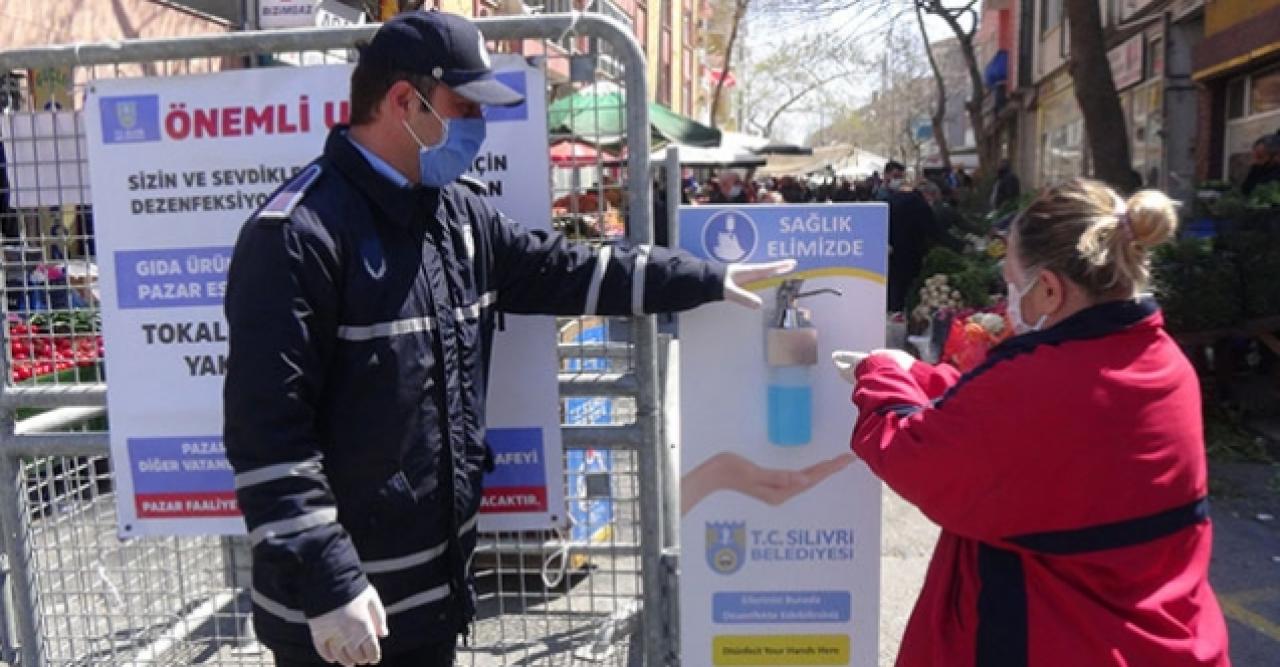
[1124,190,1178,250]
[1015,178,1176,298]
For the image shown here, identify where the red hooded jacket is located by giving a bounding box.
[852,298,1229,667]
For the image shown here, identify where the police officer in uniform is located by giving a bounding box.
[223,10,792,667]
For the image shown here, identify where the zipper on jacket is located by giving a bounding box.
[421,209,472,635]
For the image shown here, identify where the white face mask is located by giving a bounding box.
[1007,272,1048,335]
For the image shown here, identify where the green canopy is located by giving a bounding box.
[547,87,721,148]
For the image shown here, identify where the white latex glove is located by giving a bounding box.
[723,259,799,309]
[308,585,388,666]
[831,350,869,385]
[831,348,916,385]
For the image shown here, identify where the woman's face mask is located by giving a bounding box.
[402,88,486,188]
[1006,269,1048,335]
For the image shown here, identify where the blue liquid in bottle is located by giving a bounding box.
[767,366,812,446]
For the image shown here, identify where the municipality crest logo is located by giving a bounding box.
[705,521,746,575]
[100,94,160,144]
[115,101,137,129]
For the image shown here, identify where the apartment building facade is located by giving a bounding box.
[1192,0,1280,184]
[972,0,1204,202]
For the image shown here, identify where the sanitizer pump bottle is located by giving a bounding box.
[765,280,841,446]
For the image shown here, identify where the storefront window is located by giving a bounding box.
[1223,63,1280,181]
[1251,66,1280,116]
[1041,0,1064,33]
[1227,77,1246,120]
[1039,88,1084,186]
[1128,81,1163,188]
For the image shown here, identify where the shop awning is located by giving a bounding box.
[548,83,722,148]
[549,140,612,167]
[651,143,766,167]
[757,145,887,178]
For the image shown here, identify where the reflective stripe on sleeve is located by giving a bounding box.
[583,246,611,315]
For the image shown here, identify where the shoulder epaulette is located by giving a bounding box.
[258,164,323,219]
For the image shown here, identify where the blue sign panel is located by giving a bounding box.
[678,204,888,285]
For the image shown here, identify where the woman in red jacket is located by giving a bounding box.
[836,178,1230,666]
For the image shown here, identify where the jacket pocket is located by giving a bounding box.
[347,469,417,539]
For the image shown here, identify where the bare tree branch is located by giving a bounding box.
[761,70,862,137]
[916,0,993,173]
[710,0,751,130]
[916,2,951,172]
[738,0,994,171]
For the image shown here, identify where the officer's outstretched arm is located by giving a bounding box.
[480,205,728,316]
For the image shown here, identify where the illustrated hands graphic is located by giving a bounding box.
[682,451,857,515]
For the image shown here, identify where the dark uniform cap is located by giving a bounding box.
[358,9,524,108]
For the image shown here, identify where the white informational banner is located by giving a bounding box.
[84,57,564,537]
[0,111,90,208]
[259,0,319,29]
[678,204,886,667]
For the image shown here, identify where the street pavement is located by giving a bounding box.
[877,462,1280,666]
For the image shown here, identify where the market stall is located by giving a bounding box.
[1154,185,1280,391]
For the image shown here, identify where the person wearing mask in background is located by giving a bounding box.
[833,178,1230,667]
[1242,133,1280,196]
[885,177,936,312]
[915,180,965,252]
[710,171,751,204]
[223,10,795,667]
[876,161,906,201]
[699,177,720,204]
[991,158,1021,210]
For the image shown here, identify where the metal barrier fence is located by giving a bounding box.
[0,13,675,666]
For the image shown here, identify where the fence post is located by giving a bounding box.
[609,16,667,662]
[661,146,682,553]
[0,412,44,667]
[658,146,684,665]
